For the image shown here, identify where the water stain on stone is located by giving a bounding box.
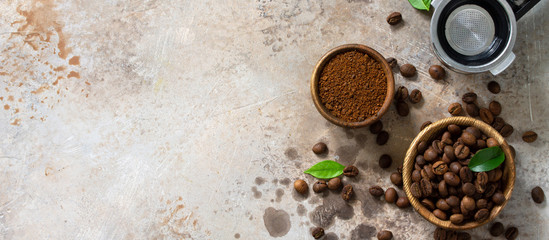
[272,178,279,185]
[309,192,354,228]
[68,56,80,65]
[292,188,309,202]
[350,224,376,240]
[284,147,299,160]
[275,188,284,202]
[354,134,367,147]
[344,129,355,139]
[325,232,339,240]
[335,145,360,165]
[251,186,262,199]
[296,204,306,216]
[355,187,378,218]
[234,233,240,238]
[255,177,266,185]
[263,207,291,237]
[279,178,291,186]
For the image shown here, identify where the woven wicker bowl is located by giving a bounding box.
[403,116,516,230]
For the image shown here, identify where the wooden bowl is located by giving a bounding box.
[310,44,395,128]
[403,116,516,230]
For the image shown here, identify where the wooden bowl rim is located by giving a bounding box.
[402,116,516,230]
[310,44,395,128]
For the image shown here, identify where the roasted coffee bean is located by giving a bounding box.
[433,161,448,175]
[489,101,502,116]
[417,141,428,154]
[447,196,460,208]
[458,158,470,166]
[377,131,390,145]
[465,103,479,117]
[424,148,438,162]
[433,209,447,220]
[424,164,436,180]
[379,154,393,168]
[488,169,503,182]
[370,120,383,134]
[444,146,456,161]
[457,232,471,240]
[390,172,403,186]
[396,101,410,116]
[396,196,410,208]
[434,227,447,240]
[446,230,458,240]
[312,227,325,239]
[385,187,397,203]
[464,127,481,139]
[377,230,393,240]
[395,86,409,101]
[343,165,359,177]
[461,196,476,212]
[342,184,354,201]
[462,183,476,196]
[474,208,490,222]
[400,64,416,77]
[488,81,501,94]
[450,214,464,224]
[449,162,461,174]
[486,138,499,148]
[480,108,494,124]
[386,12,402,25]
[505,227,518,240]
[409,89,422,103]
[420,178,433,197]
[492,192,505,205]
[492,117,505,131]
[461,132,477,147]
[455,145,470,160]
[499,124,514,137]
[432,140,444,154]
[369,186,385,197]
[386,57,398,69]
[421,121,432,131]
[448,124,462,136]
[412,169,422,182]
[294,179,308,194]
[429,65,446,80]
[436,199,451,211]
[313,180,328,193]
[475,172,488,193]
[312,142,328,154]
[476,139,487,149]
[327,178,342,190]
[522,131,538,143]
[439,180,449,197]
[410,182,423,198]
[484,183,497,198]
[421,198,435,211]
[462,92,477,104]
[459,167,473,183]
[416,155,426,167]
[476,199,488,209]
[532,186,545,203]
[490,222,505,236]
[444,172,461,186]
[448,102,463,116]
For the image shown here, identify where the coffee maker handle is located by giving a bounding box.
[506,0,541,20]
[490,52,515,75]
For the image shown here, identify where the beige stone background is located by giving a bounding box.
[0,0,547,239]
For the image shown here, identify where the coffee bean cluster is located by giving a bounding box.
[370,120,390,145]
[411,124,506,225]
[489,222,519,239]
[395,85,423,117]
[433,227,471,240]
[369,185,411,208]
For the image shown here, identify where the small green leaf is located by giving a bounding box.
[408,0,432,11]
[468,146,505,172]
[304,160,345,179]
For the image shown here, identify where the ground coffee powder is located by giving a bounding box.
[318,51,387,122]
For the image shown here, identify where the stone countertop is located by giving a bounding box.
[0,0,548,239]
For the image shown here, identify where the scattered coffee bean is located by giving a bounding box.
[421,121,432,131]
[409,89,422,103]
[385,187,397,203]
[396,196,410,208]
[488,81,501,94]
[505,227,518,240]
[492,117,505,131]
[377,230,393,240]
[395,86,409,101]
[479,108,494,124]
[490,222,505,236]
[522,131,538,143]
[312,142,327,154]
[400,64,416,78]
[396,101,410,116]
[327,178,342,190]
[386,57,398,69]
[462,92,477,104]
[531,186,545,203]
[489,101,502,116]
[465,103,479,117]
[342,184,354,201]
[433,227,447,240]
[377,131,389,145]
[294,179,308,194]
[457,232,471,240]
[312,227,325,239]
[448,102,463,116]
[433,209,447,220]
[370,120,383,134]
[429,65,446,80]
[386,12,402,25]
[390,172,402,186]
[313,180,327,193]
[500,124,514,137]
[450,214,464,224]
[369,186,385,197]
[343,165,359,177]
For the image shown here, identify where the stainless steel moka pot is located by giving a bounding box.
[430,0,540,75]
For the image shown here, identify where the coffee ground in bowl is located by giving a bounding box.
[318,51,387,122]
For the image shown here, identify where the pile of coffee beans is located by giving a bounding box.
[369,185,411,208]
[394,85,423,117]
[411,124,507,225]
[433,227,471,240]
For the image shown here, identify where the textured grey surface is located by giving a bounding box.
[0,0,547,239]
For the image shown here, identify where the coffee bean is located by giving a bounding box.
[492,117,505,131]
[488,169,502,182]
[531,186,545,203]
[450,214,464,224]
[476,198,488,209]
[379,154,392,168]
[464,127,481,139]
[386,12,402,25]
[327,177,342,190]
[410,182,422,198]
[369,120,383,134]
[475,172,488,193]
[448,124,462,136]
[423,164,436,180]
[424,149,438,163]
[312,142,328,154]
[436,199,451,211]
[421,121,432,131]
[455,145,470,160]
[449,162,461,174]
[434,227,447,240]
[444,146,456,162]
[386,57,398,69]
[488,222,505,236]
[343,165,359,177]
[421,198,435,211]
[313,180,327,193]
[448,102,463,116]
[369,186,385,198]
[441,131,453,144]
[444,172,461,186]
[429,65,446,80]
[484,183,497,198]
[395,86,409,101]
[480,108,494,124]
[294,179,308,194]
[438,180,449,197]
[465,103,479,117]
[492,192,505,205]
[462,183,476,196]
[433,209,447,220]
[390,172,402,186]
[377,131,389,145]
[486,138,499,148]
[400,64,416,77]
[433,161,448,175]
[396,101,409,116]
[342,184,354,201]
[432,140,444,154]
[499,124,514,137]
[477,139,487,149]
[462,92,477,104]
[312,227,325,239]
[396,196,410,208]
[474,208,490,222]
[522,131,538,143]
[505,227,518,240]
[409,89,422,103]
[385,187,397,203]
[461,132,476,146]
[420,178,433,196]
[457,232,471,240]
[377,230,393,240]
[446,196,460,208]
[487,81,501,94]
[417,141,428,154]
[459,167,473,183]
[489,101,502,116]
[461,196,476,212]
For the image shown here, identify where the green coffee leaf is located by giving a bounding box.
[468,146,505,172]
[408,0,431,11]
[304,160,345,179]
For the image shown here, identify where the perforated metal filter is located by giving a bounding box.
[444,5,496,56]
